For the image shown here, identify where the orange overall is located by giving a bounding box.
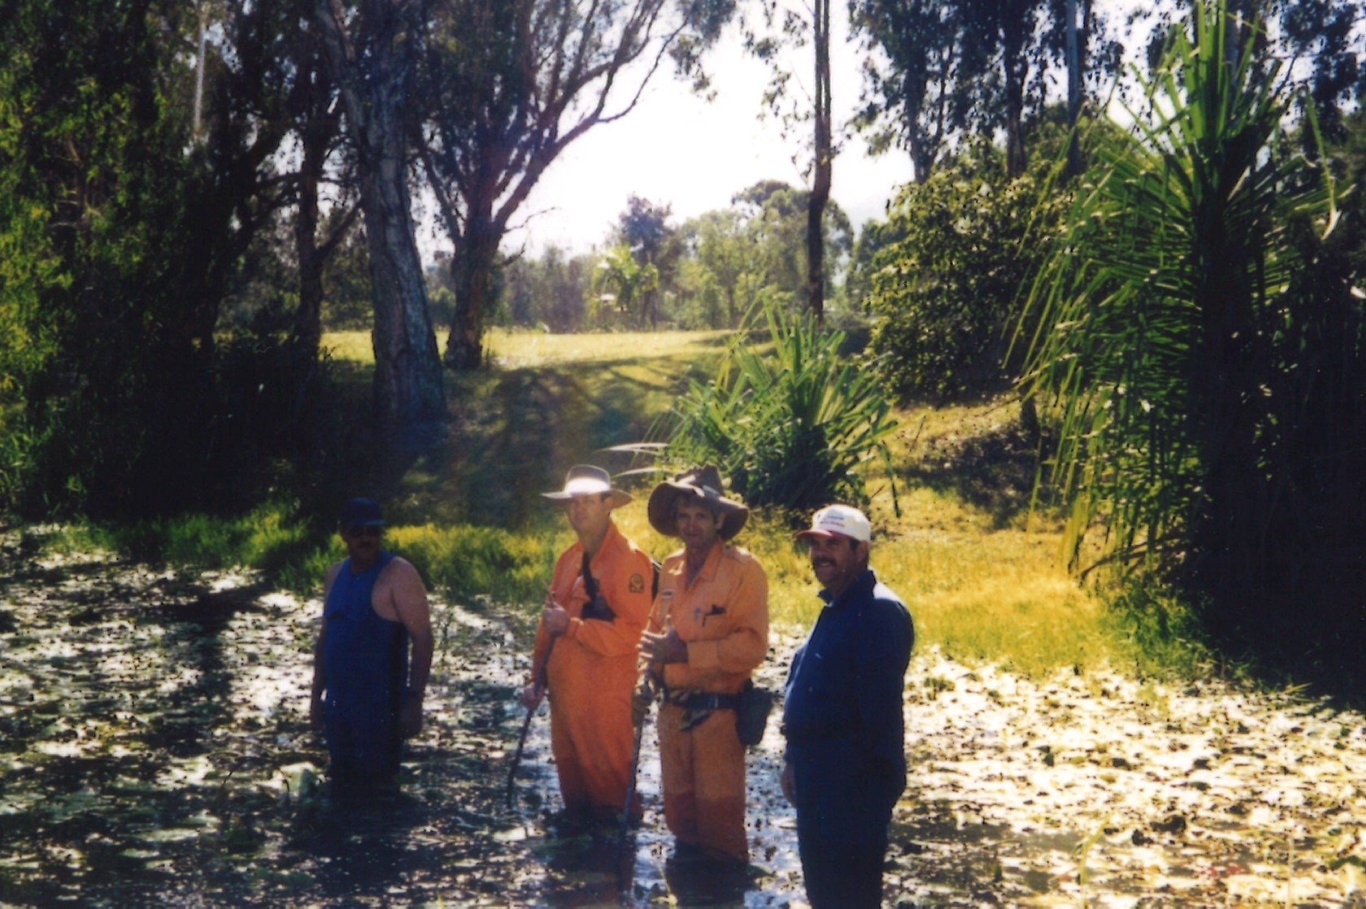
[650,540,769,862]
[531,522,653,819]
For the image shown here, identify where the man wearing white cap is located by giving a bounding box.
[780,504,914,908]
[522,465,654,829]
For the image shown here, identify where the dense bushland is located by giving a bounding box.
[1020,2,1366,694]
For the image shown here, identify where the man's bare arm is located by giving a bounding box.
[387,558,433,737]
[310,562,345,729]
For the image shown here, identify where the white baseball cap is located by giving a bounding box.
[795,504,872,543]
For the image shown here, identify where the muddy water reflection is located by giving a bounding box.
[0,543,806,906]
[3,538,1365,906]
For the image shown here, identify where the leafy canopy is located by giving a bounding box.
[1019,0,1345,583]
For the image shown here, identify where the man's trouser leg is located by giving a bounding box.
[550,692,634,820]
[658,703,748,863]
[324,699,400,793]
[791,749,894,908]
[796,823,886,908]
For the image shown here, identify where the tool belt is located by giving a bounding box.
[664,688,741,711]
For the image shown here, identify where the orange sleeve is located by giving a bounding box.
[530,547,576,680]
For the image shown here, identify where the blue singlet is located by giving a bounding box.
[321,552,408,787]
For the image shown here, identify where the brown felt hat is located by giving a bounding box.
[647,465,749,540]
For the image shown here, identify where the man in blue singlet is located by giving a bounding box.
[310,497,434,795]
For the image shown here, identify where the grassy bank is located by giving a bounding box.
[36,328,1203,679]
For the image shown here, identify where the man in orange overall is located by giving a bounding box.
[640,466,769,865]
[521,465,654,830]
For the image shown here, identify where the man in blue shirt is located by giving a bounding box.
[310,497,433,796]
[780,505,914,908]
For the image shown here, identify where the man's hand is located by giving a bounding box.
[399,690,423,738]
[542,603,571,636]
[521,680,545,712]
[639,629,687,666]
[781,761,796,804]
[631,685,654,726]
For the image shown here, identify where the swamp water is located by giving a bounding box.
[1,534,1364,906]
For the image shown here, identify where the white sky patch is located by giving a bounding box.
[498,4,917,258]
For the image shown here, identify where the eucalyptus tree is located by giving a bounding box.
[742,0,834,318]
[313,0,447,453]
[848,0,958,183]
[850,0,1120,181]
[1271,0,1364,139]
[417,0,736,371]
[615,195,682,327]
[500,245,591,330]
[1020,0,1361,669]
[683,209,751,327]
[730,179,851,311]
[285,4,358,366]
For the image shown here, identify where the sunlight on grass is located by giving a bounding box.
[154,329,1194,679]
[321,330,373,363]
[484,328,732,368]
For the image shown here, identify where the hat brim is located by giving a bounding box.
[647,482,748,540]
[542,489,633,509]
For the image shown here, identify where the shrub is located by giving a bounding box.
[867,141,1065,403]
[664,303,898,513]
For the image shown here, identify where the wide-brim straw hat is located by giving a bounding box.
[541,465,632,509]
[647,465,749,540]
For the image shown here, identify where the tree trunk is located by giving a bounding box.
[292,135,326,364]
[1064,0,1083,178]
[313,0,445,451]
[806,0,832,322]
[1002,16,1028,179]
[444,210,500,371]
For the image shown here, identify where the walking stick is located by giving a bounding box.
[616,671,659,888]
[505,635,557,809]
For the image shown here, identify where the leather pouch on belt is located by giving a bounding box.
[735,680,774,746]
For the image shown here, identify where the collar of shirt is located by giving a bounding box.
[818,568,877,610]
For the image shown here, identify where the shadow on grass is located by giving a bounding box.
[406,349,717,528]
[898,411,1054,529]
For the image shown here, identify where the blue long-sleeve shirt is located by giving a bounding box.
[782,568,914,842]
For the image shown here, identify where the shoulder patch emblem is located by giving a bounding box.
[629,573,645,593]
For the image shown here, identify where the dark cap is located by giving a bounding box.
[339,497,385,527]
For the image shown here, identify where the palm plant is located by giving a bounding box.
[664,302,899,513]
[1018,0,1341,600]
